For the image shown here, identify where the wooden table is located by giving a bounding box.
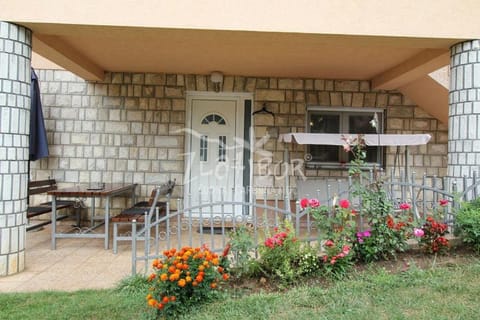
[48,183,137,250]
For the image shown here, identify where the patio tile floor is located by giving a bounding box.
[0,221,136,293]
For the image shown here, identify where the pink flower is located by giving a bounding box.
[339,199,350,209]
[337,252,345,258]
[342,144,351,152]
[330,257,337,265]
[342,245,350,255]
[439,199,448,207]
[399,203,411,210]
[309,198,320,208]
[300,198,309,209]
[324,239,334,247]
[413,228,424,237]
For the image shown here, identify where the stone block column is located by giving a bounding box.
[0,22,31,276]
[448,40,480,192]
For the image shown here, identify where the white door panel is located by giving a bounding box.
[185,94,249,214]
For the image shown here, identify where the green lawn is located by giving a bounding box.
[1,259,479,320]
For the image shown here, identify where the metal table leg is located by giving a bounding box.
[51,196,57,249]
[104,196,110,249]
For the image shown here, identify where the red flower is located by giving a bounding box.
[339,199,350,209]
[264,238,274,248]
[222,243,231,257]
[386,216,395,229]
[439,199,448,207]
[300,198,309,209]
[324,239,334,247]
[399,203,411,210]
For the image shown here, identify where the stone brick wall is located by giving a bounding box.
[32,70,448,206]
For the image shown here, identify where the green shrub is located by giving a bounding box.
[455,198,480,253]
[228,226,258,279]
[258,220,320,284]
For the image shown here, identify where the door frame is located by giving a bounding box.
[184,91,254,205]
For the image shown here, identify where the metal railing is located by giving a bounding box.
[130,171,480,274]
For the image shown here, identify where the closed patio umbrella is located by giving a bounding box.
[29,68,49,161]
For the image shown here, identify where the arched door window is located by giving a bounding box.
[201,113,226,125]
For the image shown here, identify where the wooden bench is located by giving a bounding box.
[112,180,175,253]
[27,179,77,231]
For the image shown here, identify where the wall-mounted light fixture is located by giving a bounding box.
[210,71,223,92]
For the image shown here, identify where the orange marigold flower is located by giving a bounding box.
[160,273,168,281]
[157,303,164,310]
[169,273,179,281]
[192,281,198,286]
[222,273,229,281]
[148,299,157,307]
[178,278,186,287]
[210,282,217,289]
[148,273,156,281]
[217,266,224,273]
[195,275,204,283]
[162,296,170,304]
[212,258,219,265]
[203,261,209,267]
[146,294,152,300]
[186,276,192,283]
[168,265,176,273]
[198,265,205,272]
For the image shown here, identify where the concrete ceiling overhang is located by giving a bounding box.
[5,20,460,124]
[20,23,458,83]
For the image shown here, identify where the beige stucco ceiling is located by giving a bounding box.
[26,23,457,81]
[22,23,454,124]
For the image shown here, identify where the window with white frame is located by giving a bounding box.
[306,107,384,168]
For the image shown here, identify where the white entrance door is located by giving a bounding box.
[185,93,250,213]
